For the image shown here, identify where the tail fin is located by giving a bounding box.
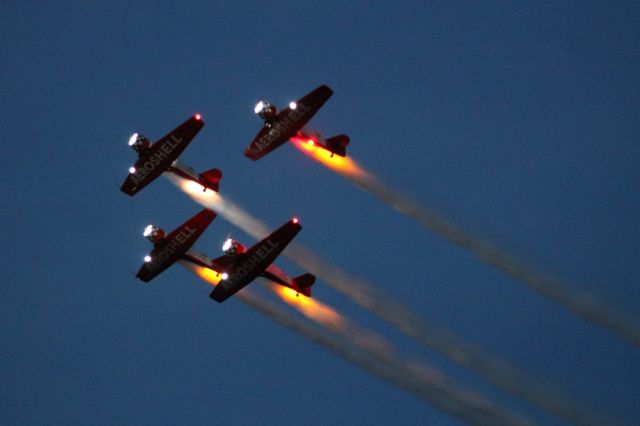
[325,135,350,157]
[199,168,223,192]
[292,273,315,297]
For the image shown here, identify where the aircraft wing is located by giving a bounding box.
[137,209,216,282]
[121,115,204,196]
[244,85,333,160]
[210,219,302,302]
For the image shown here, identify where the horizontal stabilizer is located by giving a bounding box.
[199,168,223,192]
[327,134,350,147]
[326,135,350,157]
[292,273,315,297]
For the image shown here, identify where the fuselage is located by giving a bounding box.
[168,158,200,183]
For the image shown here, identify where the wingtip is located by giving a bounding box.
[319,83,332,91]
[243,150,259,161]
[202,208,217,220]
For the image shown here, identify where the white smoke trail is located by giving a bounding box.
[240,290,536,426]
[278,244,613,426]
[166,174,611,424]
[290,141,640,349]
[179,260,534,425]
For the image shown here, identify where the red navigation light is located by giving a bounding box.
[307,139,314,146]
[195,113,202,121]
[292,217,299,224]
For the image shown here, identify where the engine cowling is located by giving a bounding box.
[143,225,165,243]
[222,238,246,255]
[254,100,277,123]
[128,133,151,153]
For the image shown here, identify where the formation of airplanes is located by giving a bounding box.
[120,85,345,303]
[136,209,314,302]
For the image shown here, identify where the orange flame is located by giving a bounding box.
[290,137,367,179]
[191,265,223,286]
[271,285,344,329]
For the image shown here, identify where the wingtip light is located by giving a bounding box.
[195,113,202,121]
[292,217,299,224]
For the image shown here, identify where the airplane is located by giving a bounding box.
[136,208,217,282]
[244,84,350,161]
[204,218,315,303]
[136,210,315,302]
[120,114,222,196]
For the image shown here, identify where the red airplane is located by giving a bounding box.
[204,219,315,303]
[136,208,217,282]
[244,85,349,160]
[121,114,222,196]
[136,210,315,302]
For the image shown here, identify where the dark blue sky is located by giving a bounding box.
[2,1,639,424]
